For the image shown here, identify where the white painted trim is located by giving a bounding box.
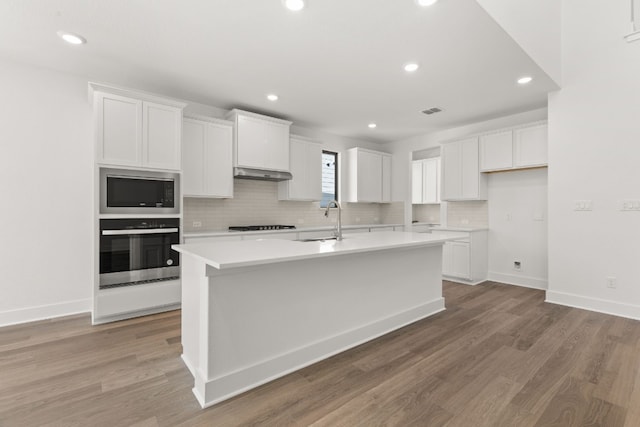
[488,271,547,290]
[0,298,91,327]
[546,290,640,321]
[190,298,445,408]
[625,30,640,43]
[442,276,486,286]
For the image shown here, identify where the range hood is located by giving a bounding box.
[233,167,292,182]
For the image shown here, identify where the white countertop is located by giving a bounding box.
[173,231,461,270]
[430,225,489,232]
[184,223,402,238]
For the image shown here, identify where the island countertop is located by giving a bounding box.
[172,230,462,270]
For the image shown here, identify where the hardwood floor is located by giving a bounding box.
[1,281,640,426]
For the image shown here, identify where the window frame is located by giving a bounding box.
[320,150,339,208]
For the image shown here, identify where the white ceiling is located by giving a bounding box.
[0,0,557,143]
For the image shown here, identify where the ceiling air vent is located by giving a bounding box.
[421,107,443,115]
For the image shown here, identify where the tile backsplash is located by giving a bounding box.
[184,179,404,232]
[447,201,488,226]
[412,204,441,224]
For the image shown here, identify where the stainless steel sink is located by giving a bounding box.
[296,237,338,242]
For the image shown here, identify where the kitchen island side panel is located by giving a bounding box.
[185,244,444,407]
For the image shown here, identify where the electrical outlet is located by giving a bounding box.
[620,200,640,211]
[192,221,202,228]
[574,200,593,211]
[607,276,617,288]
[513,261,521,271]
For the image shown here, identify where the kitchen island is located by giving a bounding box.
[172,231,458,408]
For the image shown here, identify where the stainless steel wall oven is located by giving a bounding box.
[99,218,180,289]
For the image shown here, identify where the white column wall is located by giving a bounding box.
[0,60,93,325]
[547,0,640,318]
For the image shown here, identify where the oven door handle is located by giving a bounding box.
[101,228,179,236]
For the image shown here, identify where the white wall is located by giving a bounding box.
[476,0,562,86]
[488,168,548,289]
[0,60,93,325]
[547,0,640,319]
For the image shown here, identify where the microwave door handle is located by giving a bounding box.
[130,235,142,271]
[101,228,179,236]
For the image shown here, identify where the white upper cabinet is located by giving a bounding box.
[479,122,548,172]
[346,147,392,203]
[227,109,292,172]
[278,136,322,201]
[183,116,233,198]
[142,102,182,170]
[412,157,440,204]
[441,137,487,201]
[93,87,185,171]
[480,130,513,171]
[95,93,142,167]
[514,123,548,168]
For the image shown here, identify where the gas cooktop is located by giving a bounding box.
[228,225,296,232]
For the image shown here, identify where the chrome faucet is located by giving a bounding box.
[324,200,343,241]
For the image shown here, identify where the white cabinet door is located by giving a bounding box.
[450,242,471,279]
[96,93,142,167]
[205,121,234,197]
[142,101,182,171]
[480,130,513,171]
[182,119,207,196]
[235,114,290,172]
[278,137,322,201]
[183,117,233,198]
[514,124,548,168]
[346,148,391,203]
[461,138,480,199]
[412,161,423,204]
[382,154,392,202]
[358,150,382,202]
[423,157,440,204]
[441,142,461,200]
[441,138,485,201]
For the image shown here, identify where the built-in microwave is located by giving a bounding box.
[100,168,180,215]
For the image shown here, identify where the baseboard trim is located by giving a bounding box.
[546,290,640,321]
[192,298,445,408]
[442,276,486,286]
[0,298,92,327]
[488,271,547,290]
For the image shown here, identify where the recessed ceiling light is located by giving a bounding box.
[404,63,419,72]
[283,0,305,11]
[267,94,279,101]
[368,123,377,129]
[57,31,86,45]
[416,0,438,6]
[517,76,533,85]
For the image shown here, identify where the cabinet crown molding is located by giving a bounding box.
[226,109,292,126]
[184,115,234,127]
[88,82,187,109]
[439,120,548,145]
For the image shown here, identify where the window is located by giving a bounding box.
[321,151,338,208]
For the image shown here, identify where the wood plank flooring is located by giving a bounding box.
[1,281,640,426]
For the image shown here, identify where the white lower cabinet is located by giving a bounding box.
[433,229,487,284]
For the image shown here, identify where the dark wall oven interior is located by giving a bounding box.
[100,218,180,289]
